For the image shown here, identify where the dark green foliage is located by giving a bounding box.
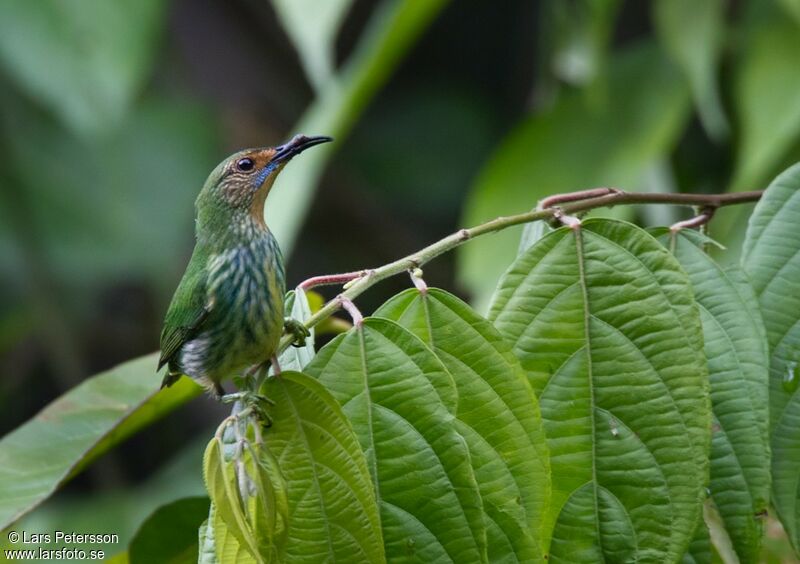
[130,497,211,564]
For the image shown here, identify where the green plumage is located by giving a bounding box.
[158,136,330,395]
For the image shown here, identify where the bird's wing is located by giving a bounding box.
[158,247,213,370]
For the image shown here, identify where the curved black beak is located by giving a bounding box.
[271,134,333,164]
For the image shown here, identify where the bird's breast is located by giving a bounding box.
[206,235,285,347]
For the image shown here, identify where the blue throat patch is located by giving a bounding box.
[254,162,277,188]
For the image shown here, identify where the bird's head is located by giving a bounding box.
[197,134,332,230]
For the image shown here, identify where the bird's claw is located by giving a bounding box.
[284,317,311,348]
[220,391,276,427]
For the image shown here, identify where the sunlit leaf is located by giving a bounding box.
[741,163,800,551]
[105,552,130,564]
[260,371,385,563]
[267,0,449,254]
[0,0,165,135]
[489,219,710,562]
[129,497,210,564]
[653,228,770,562]
[654,0,728,140]
[271,0,352,91]
[732,14,800,191]
[0,353,201,529]
[306,318,487,562]
[459,43,690,312]
[779,0,800,24]
[376,288,550,560]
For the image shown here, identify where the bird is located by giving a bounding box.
[158,134,332,398]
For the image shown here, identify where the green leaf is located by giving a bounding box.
[682,519,712,564]
[375,288,550,560]
[779,0,800,24]
[458,42,690,312]
[0,94,218,296]
[267,0,449,254]
[518,218,554,257]
[306,318,487,562]
[259,371,384,563]
[653,0,728,140]
[129,497,210,564]
[0,0,165,135]
[741,163,800,551]
[652,228,770,562]
[489,219,710,562]
[703,498,738,563]
[271,0,352,91]
[732,14,800,191]
[0,352,201,529]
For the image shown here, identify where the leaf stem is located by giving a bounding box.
[670,207,716,233]
[278,188,763,353]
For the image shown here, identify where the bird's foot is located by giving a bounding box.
[270,355,281,376]
[220,390,276,427]
[284,317,311,348]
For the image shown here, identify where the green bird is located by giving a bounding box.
[158,134,332,397]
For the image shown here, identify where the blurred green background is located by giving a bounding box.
[1,0,799,560]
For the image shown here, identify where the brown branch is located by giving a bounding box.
[278,188,764,353]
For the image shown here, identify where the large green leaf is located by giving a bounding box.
[653,0,728,140]
[0,0,165,135]
[267,0,449,253]
[741,163,800,550]
[375,288,550,561]
[271,0,352,91]
[0,353,201,529]
[489,219,710,562]
[259,371,385,563]
[732,13,800,191]
[306,318,487,562]
[458,42,690,312]
[129,496,210,564]
[653,229,770,562]
[780,0,800,24]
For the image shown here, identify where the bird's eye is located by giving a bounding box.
[235,158,255,172]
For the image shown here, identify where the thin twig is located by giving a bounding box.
[278,188,763,354]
